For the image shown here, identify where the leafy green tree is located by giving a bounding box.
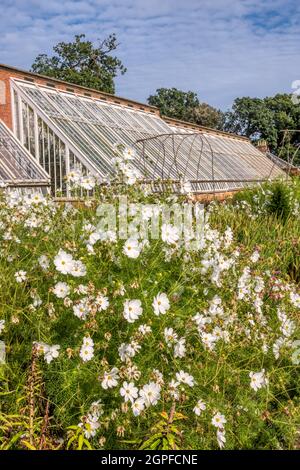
[148,88,223,129]
[224,94,300,163]
[31,34,127,94]
[187,103,224,129]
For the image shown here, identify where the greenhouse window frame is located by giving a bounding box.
[11,79,102,175]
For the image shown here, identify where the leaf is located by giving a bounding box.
[162,437,170,450]
[139,433,163,450]
[83,438,92,450]
[2,431,24,450]
[77,433,84,450]
[66,435,76,449]
[22,440,37,450]
[166,433,176,449]
[174,412,187,421]
[149,439,162,450]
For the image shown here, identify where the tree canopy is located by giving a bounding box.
[224,94,300,163]
[31,34,126,94]
[148,88,224,129]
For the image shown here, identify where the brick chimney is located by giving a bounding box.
[256,139,269,154]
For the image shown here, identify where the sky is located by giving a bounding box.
[0,0,299,110]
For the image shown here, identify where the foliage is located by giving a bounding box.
[31,34,127,94]
[148,88,224,129]
[66,425,93,450]
[232,179,300,222]
[133,407,186,450]
[0,172,300,450]
[224,94,300,164]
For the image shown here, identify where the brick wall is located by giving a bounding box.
[0,68,14,130]
[188,190,239,203]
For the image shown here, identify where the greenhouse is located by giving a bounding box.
[0,64,286,196]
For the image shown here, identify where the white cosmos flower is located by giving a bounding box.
[54,249,74,275]
[132,398,145,416]
[273,336,287,359]
[223,226,233,248]
[38,255,50,270]
[291,340,300,365]
[101,368,119,389]
[42,344,60,364]
[212,412,227,429]
[174,338,186,358]
[280,318,295,337]
[70,260,87,277]
[164,327,178,346]
[123,238,141,259]
[141,205,154,221]
[96,294,109,311]
[250,250,260,263]
[249,369,268,391]
[80,345,94,362]
[161,223,180,245]
[120,381,138,403]
[15,270,27,283]
[76,284,89,295]
[201,332,217,351]
[290,292,300,309]
[124,166,140,185]
[80,176,96,190]
[79,413,100,439]
[67,169,82,183]
[118,343,134,362]
[0,320,5,334]
[139,382,161,406]
[123,146,136,160]
[123,299,143,323]
[53,281,70,299]
[79,336,94,362]
[193,399,206,416]
[118,342,141,362]
[175,370,195,387]
[152,293,170,316]
[168,380,180,400]
[89,400,104,418]
[73,298,90,320]
[83,336,94,348]
[217,429,226,449]
[138,324,152,335]
[193,313,211,329]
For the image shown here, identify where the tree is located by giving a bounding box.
[224,94,300,163]
[187,103,224,129]
[31,34,126,94]
[147,88,223,129]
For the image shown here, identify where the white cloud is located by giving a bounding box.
[0,0,299,109]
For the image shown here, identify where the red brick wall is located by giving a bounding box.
[0,68,14,129]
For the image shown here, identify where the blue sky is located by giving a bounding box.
[0,0,299,110]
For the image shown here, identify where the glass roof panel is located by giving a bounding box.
[14,80,285,191]
[0,119,49,183]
